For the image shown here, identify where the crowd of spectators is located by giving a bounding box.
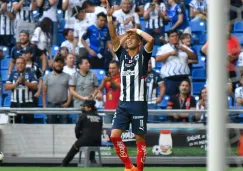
[1,0,243,124]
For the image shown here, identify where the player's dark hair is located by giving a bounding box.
[168,30,178,37]
[180,79,191,87]
[63,28,73,38]
[39,17,53,39]
[97,12,107,19]
[109,60,120,68]
[77,56,89,68]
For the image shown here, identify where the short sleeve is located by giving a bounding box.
[69,72,77,86]
[235,88,241,99]
[176,5,184,15]
[29,71,38,82]
[133,13,140,24]
[156,73,163,85]
[144,3,149,11]
[114,45,123,60]
[160,3,166,12]
[6,72,14,83]
[31,27,41,43]
[43,73,49,86]
[190,96,196,108]
[156,45,166,56]
[82,27,90,40]
[143,47,152,60]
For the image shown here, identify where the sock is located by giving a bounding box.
[136,141,146,171]
[62,145,79,166]
[110,136,133,169]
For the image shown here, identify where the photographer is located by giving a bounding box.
[96,60,120,123]
[143,0,167,45]
[61,100,102,166]
[5,57,38,123]
[155,30,197,96]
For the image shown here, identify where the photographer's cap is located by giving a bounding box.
[82,100,96,108]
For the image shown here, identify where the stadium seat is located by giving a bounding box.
[140,18,146,32]
[199,34,207,45]
[2,83,11,96]
[0,46,9,56]
[157,95,170,109]
[232,33,243,45]
[1,70,9,81]
[164,23,172,32]
[58,32,65,45]
[193,45,203,56]
[152,45,159,57]
[90,69,105,82]
[192,82,205,95]
[34,114,47,124]
[0,96,2,107]
[184,0,191,5]
[58,19,66,32]
[1,57,11,70]
[190,20,206,33]
[192,68,206,80]
[155,62,162,69]
[3,95,11,107]
[51,45,60,57]
[233,21,243,33]
[192,56,206,68]
[56,9,64,21]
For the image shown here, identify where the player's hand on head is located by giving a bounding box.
[106,0,114,16]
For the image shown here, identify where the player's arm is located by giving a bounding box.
[106,0,120,51]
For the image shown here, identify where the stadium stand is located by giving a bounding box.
[1,58,11,70]
[192,82,206,95]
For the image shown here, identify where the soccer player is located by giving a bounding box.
[106,1,154,171]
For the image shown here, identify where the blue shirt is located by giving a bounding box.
[168,4,189,31]
[82,24,111,57]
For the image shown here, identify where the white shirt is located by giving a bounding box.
[39,1,58,22]
[63,0,86,28]
[235,86,243,99]
[73,15,92,48]
[238,52,243,67]
[63,66,76,76]
[31,27,50,50]
[156,43,192,78]
[89,6,107,25]
[189,0,208,12]
[113,9,140,35]
[61,40,79,54]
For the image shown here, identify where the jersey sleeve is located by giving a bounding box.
[143,47,152,60]
[43,73,49,86]
[156,73,164,85]
[133,13,140,24]
[114,45,123,60]
[82,27,90,40]
[176,5,185,15]
[31,27,41,43]
[29,71,38,83]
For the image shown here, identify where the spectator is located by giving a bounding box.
[72,6,91,58]
[147,59,165,122]
[61,29,78,55]
[5,57,38,123]
[62,0,86,29]
[238,51,243,78]
[63,53,76,76]
[69,57,99,109]
[82,0,107,25]
[189,0,207,21]
[22,46,43,106]
[99,0,108,9]
[0,1,15,47]
[144,0,167,45]
[81,12,114,69]
[167,79,196,122]
[97,60,121,123]
[165,0,190,33]
[196,87,207,110]
[235,77,243,106]
[36,0,63,45]
[156,30,197,96]
[42,56,72,124]
[12,0,37,42]
[202,25,241,92]
[131,0,145,17]
[113,0,140,35]
[8,31,46,76]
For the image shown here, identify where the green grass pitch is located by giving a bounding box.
[0,167,242,171]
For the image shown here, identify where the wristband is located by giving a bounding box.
[136,29,143,35]
[107,16,112,22]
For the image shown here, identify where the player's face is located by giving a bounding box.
[79,59,90,72]
[121,0,131,13]
[148,60,152,72]
[22,52,32,61]
[168,33,179,45]
[201,88,207,101]
[109,63,119,76]
[179,81,191,94]
[16,58,26,72]
[66,54,75,67]
[126,35,140,49]
[19,33,29,44]
[97,17,107,28]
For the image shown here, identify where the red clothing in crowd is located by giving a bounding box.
[204,36,241,71]
[104,74,121,109]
